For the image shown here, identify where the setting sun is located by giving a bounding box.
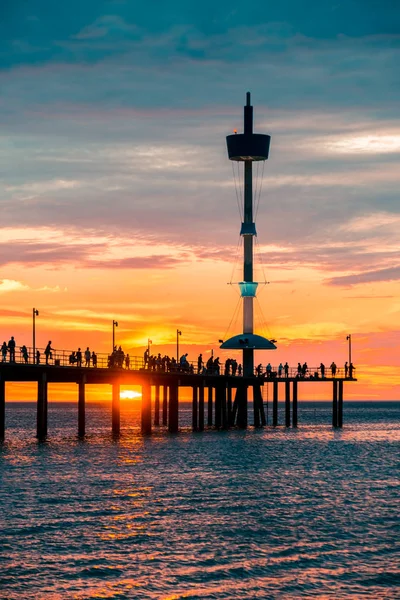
[120,389,142,400]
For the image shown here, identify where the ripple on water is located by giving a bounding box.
[0,401,399,599]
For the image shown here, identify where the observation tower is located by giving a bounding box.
[220,93,276,376]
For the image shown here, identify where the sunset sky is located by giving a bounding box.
[1,1,400,400]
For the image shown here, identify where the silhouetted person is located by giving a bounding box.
[84,347,91,367]
[44,341,53,365]
[302,362,308,377]
[1,342,7,362]
[206,356,213,374]
[144,348,149,367]
[256,363,263,377]
[349,362,355,378]
[225,358,231,376]
[8,336,16,362]
[231,359,237,376]
[284,362,289,377]
[69,351,76,365]
[297,362,302,377]
[213,357,220,375]
[330,361,337,377]
[320,362,325,378]
[278,363,283,378]
[76,348,82,368]
[237,363,242,376]
[344,361,348,378]
[92,351,97,367]
[266,363,272,378]
[21,345,28,364]
[197,353,203,374]
[36,350,40,365]
[125,354,130,369]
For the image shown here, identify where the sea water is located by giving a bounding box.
[0,401,399,599]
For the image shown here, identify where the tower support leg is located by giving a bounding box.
[273,380,278,427]
[198,383,205,431]
[169,384,179,433]
[332,381,338,428]
[338,380,343,428]
[37,374,48,440]
[78,376,86,437]
[154,385,160,426]
[162,385,168,426]
[112,382,120,436]
[292,380,298,428]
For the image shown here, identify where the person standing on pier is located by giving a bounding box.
[278,363,283,377]
[330,361,337,377]
[284,362,289,377]
[266,363,272,378]
[44,341,54,365]
[125,354,130,369]
[76,348,82,367]
[1,341,7,362]
[320,363,325,378]
[144,348,149,368]
[92,351,97,367]
[21,345,29,364]
[231,358,238,376]
[8,336,16,362]
[36,350,40,365]
[197,353,203,373]
[349,362,355,378]
[84,347,91,367]
[344,362,348,378]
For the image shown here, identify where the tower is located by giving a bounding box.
[220,92,276,376]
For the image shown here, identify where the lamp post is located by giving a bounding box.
[32,308,39,364]
[176,329,181,361]
[346,334,352,368]
[148,338,152,355]
[112,320,118,351]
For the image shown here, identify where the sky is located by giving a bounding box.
[1,0,400,400]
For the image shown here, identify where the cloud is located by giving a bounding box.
[327,266,400,287]
[0,279,29,293]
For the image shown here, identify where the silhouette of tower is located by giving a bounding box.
[220,93,276,376]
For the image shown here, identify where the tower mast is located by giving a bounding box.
[221,92,276,376]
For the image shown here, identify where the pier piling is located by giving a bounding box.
[192,386,198,431]
[332,381,338,428]
[198,382,205,431]
[37,374,48,440]
[78,376,86,437]
[162,384,168,426]
[338,380,343,428]
[273,380,278,426]
[154,385,160,426]
[285,380,291,427]
[292,380,298,428]
[0,377,5,441]
[141,382,152,434]
[207,386,213,426]
[169,383,179,433]
[112,381,120,436]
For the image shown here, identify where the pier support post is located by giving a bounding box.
[221,384,228,430]
[0,377,5,442]
[192,386,198,431]
[162,385,168,426]
[141,382,152,434]
[292,380,298,428]
[198,382,205,431]
[285,379,291,427]
[253,385,261,428]
[169,383,179,433]
[227,385,232,426]
[215,385,222,429]
[207,386,213,426]
[332,381,338,428]
[78,376,86,437]
[37,374,48,440]
[154,385,160,426]
[112,381,120,436]
[338,380,343,428]
[273,380,278,426]
[237,385,248,429]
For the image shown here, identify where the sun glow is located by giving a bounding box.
[120,390,142,400]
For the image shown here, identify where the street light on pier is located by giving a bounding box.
[112,320,118,350]
[147,338,152,355]
[346,334,352,369]
[176,329,182,361]
[32,308,39,364]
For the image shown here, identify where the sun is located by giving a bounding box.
[120,390,142,400]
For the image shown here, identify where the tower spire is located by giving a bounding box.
[221,93,276,376]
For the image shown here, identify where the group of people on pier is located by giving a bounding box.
[256,361,356,379]
[142,350,244,376]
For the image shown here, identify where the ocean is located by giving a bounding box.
[0,401,399,599]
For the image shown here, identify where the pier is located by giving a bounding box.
[0,349,355,441]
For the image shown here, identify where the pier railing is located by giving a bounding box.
[0,346,355,379]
